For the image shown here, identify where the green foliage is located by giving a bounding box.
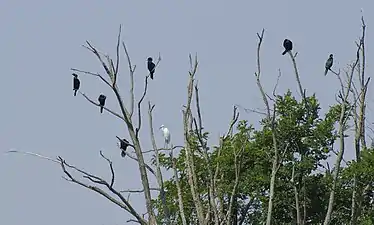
[153,91,374,224]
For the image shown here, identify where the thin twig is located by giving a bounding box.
[99,151,115,188]
[113,25,122,85]
[71,68,112,87]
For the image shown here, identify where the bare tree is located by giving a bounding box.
[323,39,361,225]
[8,26,168,225]
[254,29,280,225]
[349,16,370,225]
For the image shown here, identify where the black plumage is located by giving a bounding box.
[324,54,333,76]
[72,73,80,96]
[282,39,293,55]
[98,94,107,113]
[116,136,134,157]
[147,57,155,79]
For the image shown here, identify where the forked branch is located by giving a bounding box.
[6,150,147,225]
[254,29,280,225]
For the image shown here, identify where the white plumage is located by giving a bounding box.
[160,124,171,145]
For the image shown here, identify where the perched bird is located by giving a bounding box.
[160,124,171,146]
[98,94,107,113]
[72,73,80,96]
[324,54,334,76]
[116,136,134,157]
[147,57,156,79]
[282,39,293,55]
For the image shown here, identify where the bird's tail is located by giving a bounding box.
[282,50,287,55]
[74,89,77,96]
[100,106,103,113]
[324,68,328,76]
[150,73,154,80]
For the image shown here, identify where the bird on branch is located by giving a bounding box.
[98,94,107,113]
[147,57,156,79]
[72,73,80,96]
[282,39,293,55]
[324,54,334,76]
[160,125,171,147]
[116,136,134,157]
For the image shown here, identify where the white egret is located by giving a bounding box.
[160,124,171,146]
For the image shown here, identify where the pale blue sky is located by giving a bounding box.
[1,1,373,224]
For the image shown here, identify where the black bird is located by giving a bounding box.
[116,136,134,157]
[147,57,156,79]
[282,39,293,55]
[98,94,107,113]
[72,73,80,96]
[324,54,333,76]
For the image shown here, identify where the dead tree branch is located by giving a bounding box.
[135,76,149,138]
[121,41,137,117]
[78,34,156,223]
[254,29,280,225]
[147,102,171,224]
[193,84,220,225]
[350,15,369,225]
[182,53,206,224]
[120,188,160,193]
[6,150,147,225]
[80,92,125,121]
[71,68,112,88]
[214,106,240,222]
[99,151,115,188]
[113,25,121,86]
[323,38,360,225]
[287,51,305,101]
[225,146,244,225]
[170,145,188,225]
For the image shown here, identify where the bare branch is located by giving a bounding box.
[71,68,112,87]
[224,106,240,138]
[84,41,114,81]
[123,152,156,177]
[235,104,268,116]
[287,51,305,100]
[142,145,184,154]
[80,92,125,121]
[58,156,147,225]
[254,29,271,119]
[7,149,147,224]
[182,53,205,224]
[99,151,115,188]
[324,35,361,225]
[254,29,280,225]
[147,101,171,223]
[350,16,369,224]
[120,188,160,193]
[291,164,301,225]
[225,145,244,225]
[135,76,150,138]
[273,69,282,97]
[122,41,137,117]
[193,84,220,224]
[170,147,187,225]
[113,25,121,85]
[214,106,240,222]
[5,150,60,163]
